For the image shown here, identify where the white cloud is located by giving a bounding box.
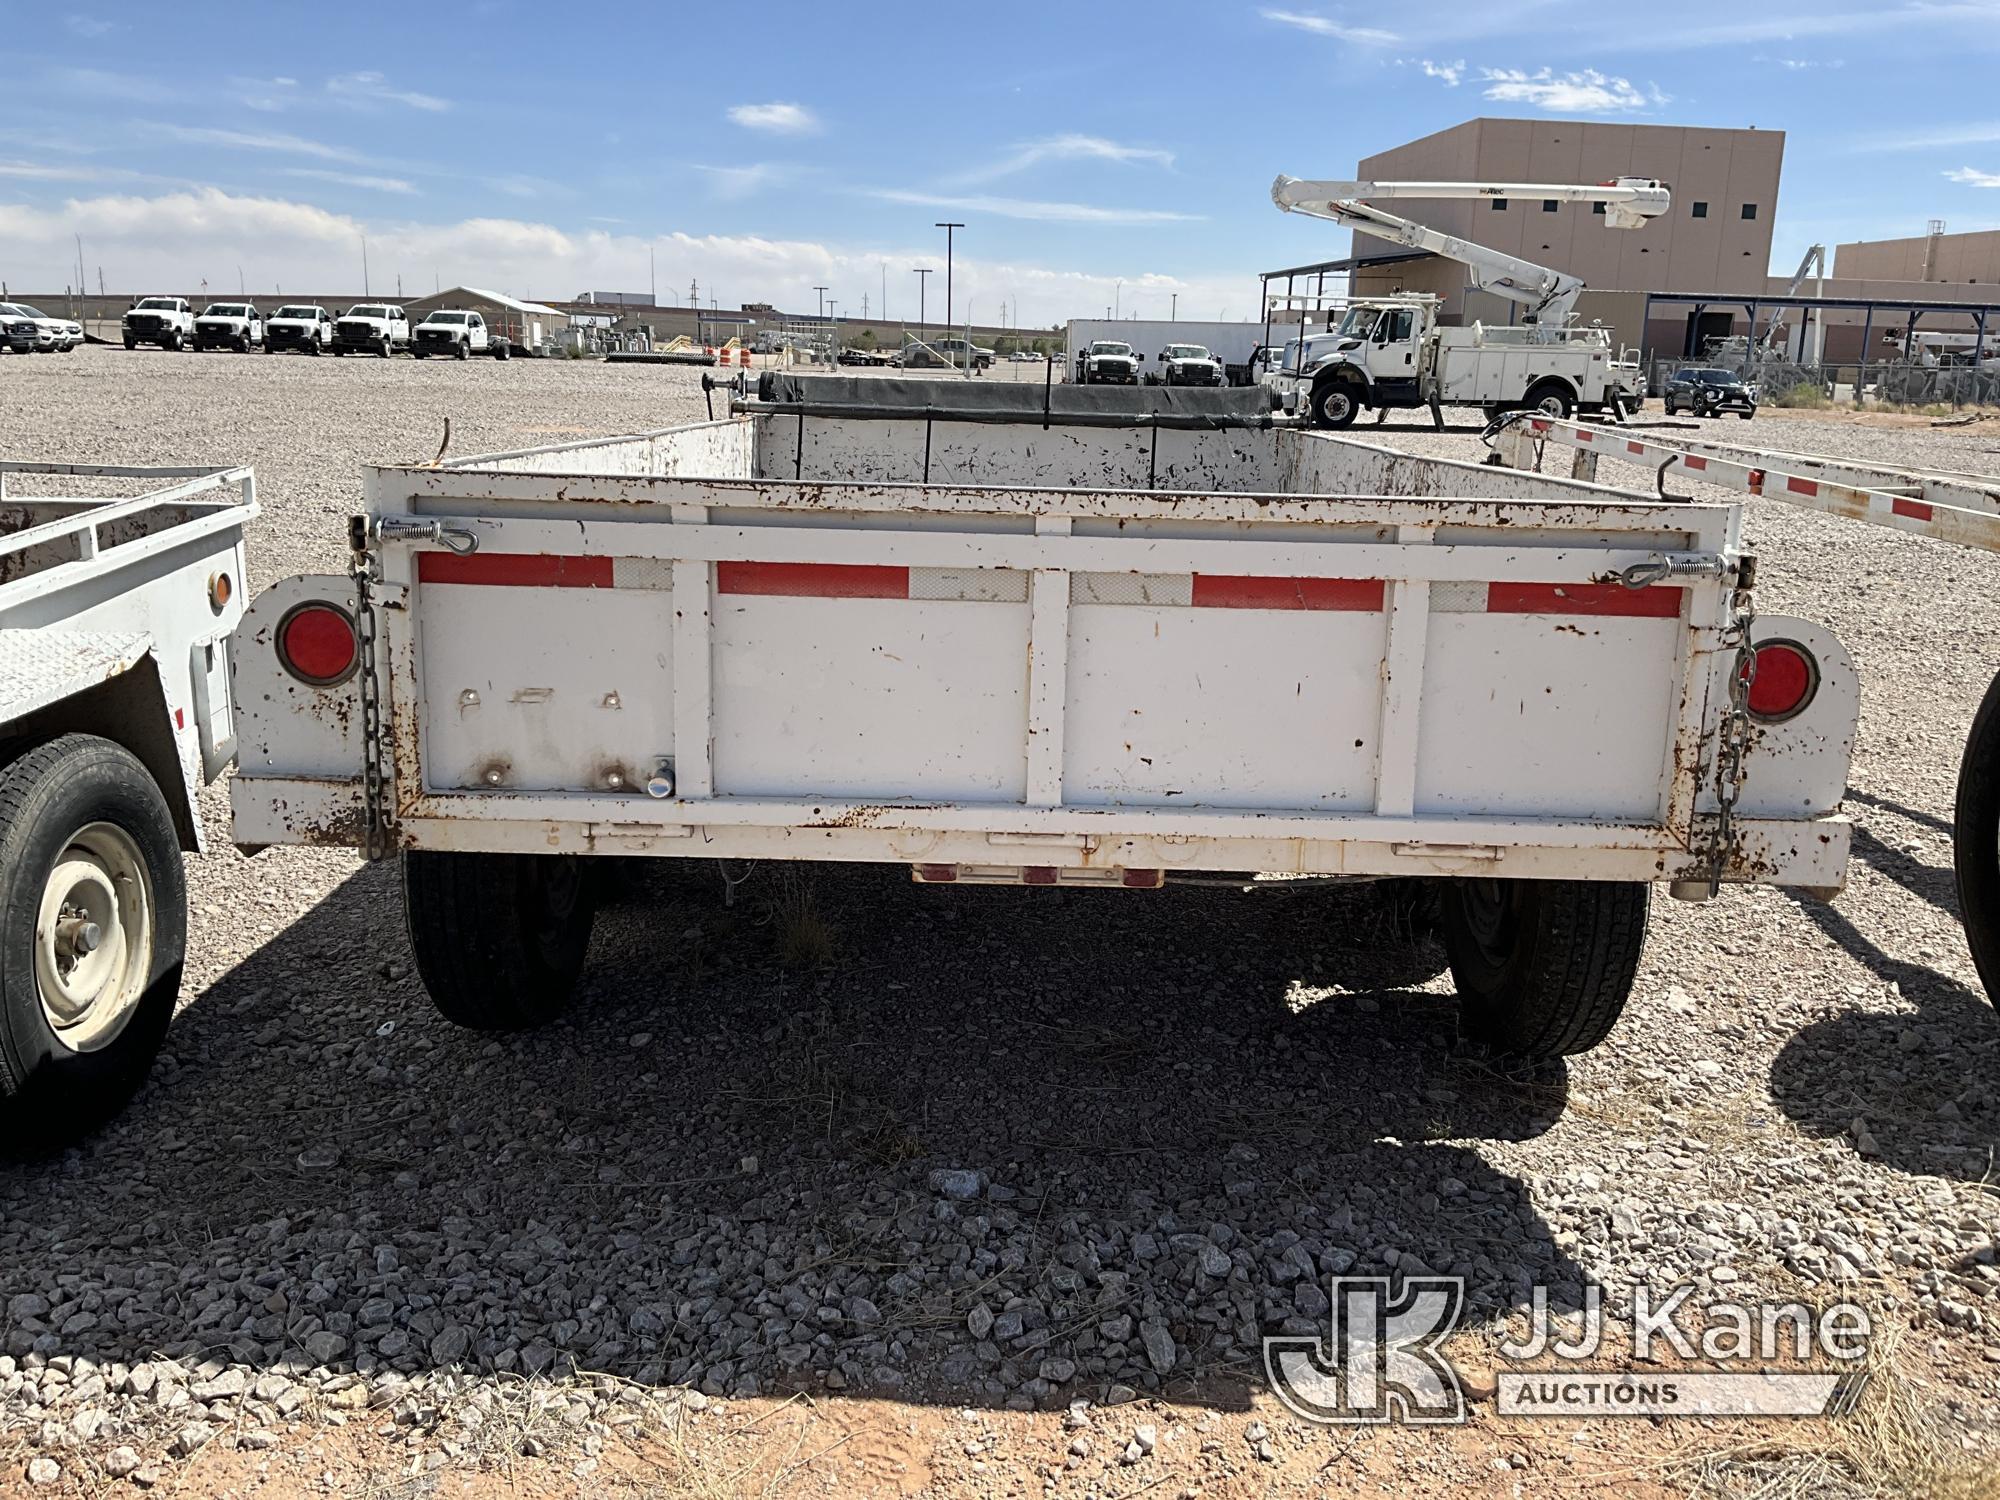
[1946,166,2000,187]
[0,186,1246,327]
[1479,67,1666,113]
[693,163,783,201]
[326,71,450,113]
[1863,122,2000,151]
[65,14,115,37]
[233,76,302,112]
[867,188,1202,224]
[963,135,1175,183]
[1412,58,1465,86]
[282,168,418,195]
[0,159,103,181]
[727,102,820,135]
[144,123,373,165]
[1260,9,1400,44]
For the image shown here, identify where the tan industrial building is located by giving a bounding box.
[1348,118,1784,323]
[1833,226,2000,285]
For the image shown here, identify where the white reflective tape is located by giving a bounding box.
[1430,580,1486,614]
[611,557,675,591]
[1070,572,1195,607]
[908,567,1030,603]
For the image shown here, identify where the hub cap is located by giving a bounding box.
[34,823,152,1052]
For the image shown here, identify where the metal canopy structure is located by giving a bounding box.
[1256,251,1436,351]
[1642,288,2000,363]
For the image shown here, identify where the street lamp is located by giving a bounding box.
[912,267,932,339]
[812,285,828,321]
[1114,278,1122,320]
[935,221,962,363]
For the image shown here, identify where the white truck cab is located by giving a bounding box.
[195,302,265,353]
[332,303,410,357]
[122,297,196,351]
[412,310,512,361]
[265,304,335,354]
[1076,340,1141,385]
[1152,343,1223,387]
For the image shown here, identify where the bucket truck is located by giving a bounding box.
[1269,174,1669,428]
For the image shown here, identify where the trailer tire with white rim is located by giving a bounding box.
[0,734,186,1148]
[1953,667,2000,1006]
[402,850,596,1030]
[1439,878,1647,1058]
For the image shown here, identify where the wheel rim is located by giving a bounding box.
[1322,390,1353,424]
[1536,394,1567,417]
[34,822,154,1052]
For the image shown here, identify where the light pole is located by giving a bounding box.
[912,267,932,341]
[812,285,827,321]
[1114,278,1122,319]
[935,221,962,358]
[1171,292,1177,322]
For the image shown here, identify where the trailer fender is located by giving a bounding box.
[231,575,363,792]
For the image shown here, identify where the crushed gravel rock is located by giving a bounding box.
[2,351,1999,1495]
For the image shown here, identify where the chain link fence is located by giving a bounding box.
[1649,355,2000,411]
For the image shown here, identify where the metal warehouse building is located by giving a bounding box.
[403,286,567,353]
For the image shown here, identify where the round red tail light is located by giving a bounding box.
[1740,639,1818,723]
[276,602,359,686]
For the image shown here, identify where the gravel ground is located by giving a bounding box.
[3,349,2000,1497]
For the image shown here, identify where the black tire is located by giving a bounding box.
[1312,380,1362,429]
[453,338,469,361]
[1954,668,2000,1005]
[0,735,186,1149]
[411,349,427,360]
[492,341,511,361]
[402,851,595,1030]
[1481,404,1507,424]
[379,338,392,358]
[331,347,344,356]
[1439,878,1648,1058]
[1738,409,1755,420]
[1526,382,1576,420]
[122,334,136,350]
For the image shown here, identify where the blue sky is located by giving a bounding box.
[3,0,1999,323]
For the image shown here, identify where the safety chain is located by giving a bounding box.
[349,523,390,862]
[1709,576,1759,891]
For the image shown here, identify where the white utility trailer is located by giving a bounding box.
[1487,411,2000,1006]
[230,378,1858,1059]
[0,461,255,1144]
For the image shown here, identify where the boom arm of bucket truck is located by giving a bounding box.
[1270,175,1670,330]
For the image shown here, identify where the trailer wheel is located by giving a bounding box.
[402,851,595,1030]
[1953,668,2000,1004]
[492,340,511,361]
[0,735,185,1149]
[1312,381,1362,429]
[1440,878,1647,1058]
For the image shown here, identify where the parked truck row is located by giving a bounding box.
[115,299,513,358]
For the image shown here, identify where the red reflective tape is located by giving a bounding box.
[1120,868,1165,888]
[1627,441,1646,455]
[1786,475,1819,497]
[1577,429,1594,443]
[1022,866,1059,886]
[417,552,613,588]
[1683,455,1708,471]
[1486,582,1683,618]
[1747,467,1766,494]
[718,562,909,598]
[1530,419,1550,433]
[1191,575,1385,611]
[174,707,184,729]
[915,863,958,883]
[1892,497,1935,521]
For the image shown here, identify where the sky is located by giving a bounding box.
[3,0,2000,326]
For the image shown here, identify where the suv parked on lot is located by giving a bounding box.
[411,309,512,360]
[1664,367,1758,419]
[265,305,336,354]
[122,296,196,350]
[194,302,265,353]
[0,302,80,353]
[0,308,37,353]
[332,303,410,357]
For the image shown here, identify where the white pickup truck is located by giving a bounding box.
[332,303,411,357]
[121,297,197,351]
[0,460,255,1145]
[194,302,265,353]
[230,378,1855,1061]
[411,309,513,361]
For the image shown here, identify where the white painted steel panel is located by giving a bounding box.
[1415,614,1682,818]
[711,595,1030,800]
[1063,605,1387,809]
[418,584,676,793]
